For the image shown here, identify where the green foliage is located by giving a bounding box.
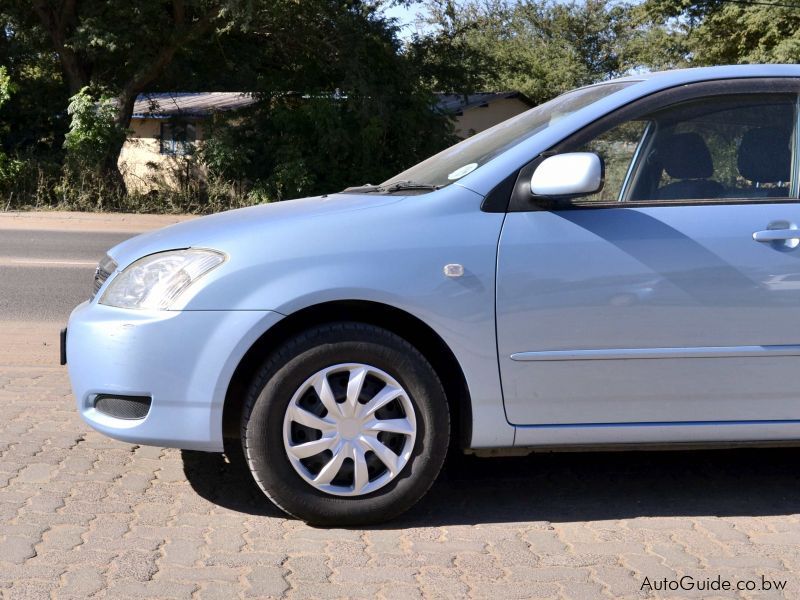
[0,163,264,214]
[3,0,800,213]
[0,9,68,163]
[0,66,13,107]
[409,0,641,104]
[63,89,127,175]
[621,5,690,71]
[202,91,454,201]
[0,67,26,196]
[1,0,256,187]
[0,154,25,195]
[692,6,800,64]
[641,0,800,65]
[1,0,454,209]
[199,1,455,200]
[4,0,247,94]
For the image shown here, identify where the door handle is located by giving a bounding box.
[753,229,800,242]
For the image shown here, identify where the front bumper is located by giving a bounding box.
[66,301,283,451]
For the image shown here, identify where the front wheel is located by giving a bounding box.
[241,322,450,525]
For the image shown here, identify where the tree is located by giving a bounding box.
[0,0,452,207]
[641,0,800,65]
[201,1,455,199]
[0,67,27,194]
[405,1,504,98]
[408,0,640,105]
[1,6,67,160]
[0,67,12,108]
[5,1,435,188]
[3,0,246,184]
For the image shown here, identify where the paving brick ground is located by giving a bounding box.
[2,366,800,599]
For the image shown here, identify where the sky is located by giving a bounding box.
[383,2,430,38]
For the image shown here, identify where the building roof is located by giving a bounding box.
[433,91,532,115]
[131,92,256,119]
[131,90,531,119]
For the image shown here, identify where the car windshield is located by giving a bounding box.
[371,81,635,192]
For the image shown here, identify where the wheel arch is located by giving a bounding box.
[223,300,473,451]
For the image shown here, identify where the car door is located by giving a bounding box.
[496,78,800,432]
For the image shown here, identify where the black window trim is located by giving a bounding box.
[505,77,800,212]
[617,120,655,202]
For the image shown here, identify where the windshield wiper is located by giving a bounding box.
[384,181,442,192]
[344,180,442,194]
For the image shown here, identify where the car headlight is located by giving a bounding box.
[99,249,225,310]
[92,254,118,299]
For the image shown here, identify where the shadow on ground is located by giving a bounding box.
[182,449,284,518]
[182,446,800,527]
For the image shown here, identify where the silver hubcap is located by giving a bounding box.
[282,363,417,497]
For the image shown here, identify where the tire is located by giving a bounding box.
[241,322,450,525]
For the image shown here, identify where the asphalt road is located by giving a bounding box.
[0,229,134,321]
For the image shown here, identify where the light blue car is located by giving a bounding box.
[65,65,800,524]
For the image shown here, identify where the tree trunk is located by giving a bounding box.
[101,91,140,193]
[32,0,89,95]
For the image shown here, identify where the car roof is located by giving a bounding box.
[619,64,800,86]
[557,65,800,104]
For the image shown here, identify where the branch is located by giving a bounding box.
[128,10,215,93]
[31,1,60,40]
[117,5,219,125]
[31,0,88,93]
[60,0,77,28]
[173,0,186,26]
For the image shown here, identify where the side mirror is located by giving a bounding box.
[530,152,603,197]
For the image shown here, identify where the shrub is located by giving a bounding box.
[63,88,126,178]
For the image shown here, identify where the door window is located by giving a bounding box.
[577,121,649,203]
[570,94,797,205]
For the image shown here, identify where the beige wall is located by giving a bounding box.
[119,118,206,192]
[453,97,531,138]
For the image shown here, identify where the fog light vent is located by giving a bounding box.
[94,395,151,420]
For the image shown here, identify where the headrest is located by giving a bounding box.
[737,127,791,184]
[658,132,714,179]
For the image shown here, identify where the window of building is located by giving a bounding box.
[160,122,196,156]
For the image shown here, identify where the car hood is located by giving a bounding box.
[108,193,403,267]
